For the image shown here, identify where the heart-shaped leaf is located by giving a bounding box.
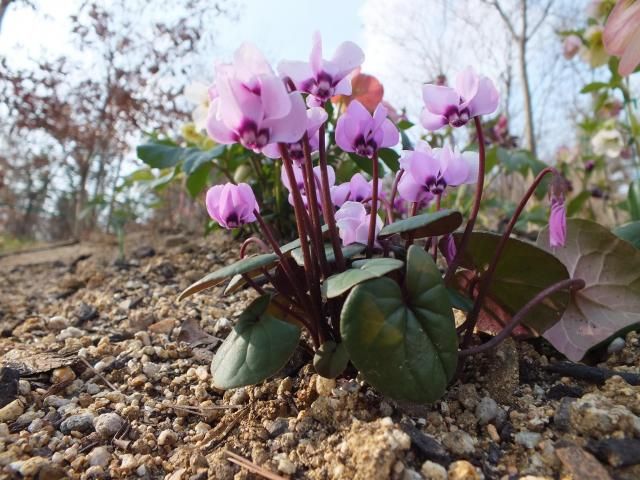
[340,246,457,403]
[378,209,462,240]
[538,219,640,361]
[137,141,225,170]
[178,253,278,301]
[455,232,570,333]
[211,295,301,389]
[323,258,404,298]
[290,243,365,267]
[613,222,640,249]
[313,341,350,379]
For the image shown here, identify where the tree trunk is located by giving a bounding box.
[518,0,537,157]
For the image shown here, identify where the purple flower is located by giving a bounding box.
[330,173,373,207]
[279,32,364,107]
[441,234,457,265]
[262,107,327,164]
[335,201,382,246]
[335,101,399,158]
[421,67,499,131]
[398,142,478,203]
[206,183,258,229]
[281,162,335,208]
[549,198,567,248]
[206,43,307,153]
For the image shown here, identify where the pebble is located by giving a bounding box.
[315,375,336,396]
[266,417,289,437]
[57,326,84,340]
[51,366,76,384]
[120,453,137,471]
[86,383,101,395]
[158,429,177,446]
[85,465,104,478]
[0,399,24,422]
[88,446,111,467]
[93,412,124,438]
[229,387,248,405]
[515,431,541,449]
[421,460,448,480]
[142,361,161,379]
[457,384,479,411]
[448,460,481,480]
[475,397,498,425]
[556,446,612,480]
[443,431,475,456]
[587,438,640,467]
[275,454,296,475]
[9,456,48,477]
[569,393,640,438]
[17,380,30,395]
[607,337,626,354]
[47,315,68,331]
[60,413,95,434]
[486,424,500,443]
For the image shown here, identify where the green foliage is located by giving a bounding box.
[313,341,350,379]
[340,246,458,403]
[378,209,462,240]
[613,221,640,249]
[211,295,301,388]
[322,258,404,298]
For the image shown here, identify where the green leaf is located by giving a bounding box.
[613,222,640,249]
[348,153,373,176]
[178,253,278,301]
[211,295,301,388]
[567,191,591,217]
[313,341,349,379]
[323,258,404,299]
[290,243,365,267]
[186,162,212,198]
[456,232,571,333]
[137,141,224,170]
[447,287,474,312]
[400,129,414,150]
[378,209,463,240]
[340,246,458,403]
[628,181,640,221]
[397,120,414,130]
[538,219,640,361]
[378,148,400,173]
[580,82,609,94]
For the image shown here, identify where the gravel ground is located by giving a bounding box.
[0,230,639,480]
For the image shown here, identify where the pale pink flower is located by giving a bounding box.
[603,0,640,76]
[206,183,258,229]
[335,100,399,158]
[335,201,382,246]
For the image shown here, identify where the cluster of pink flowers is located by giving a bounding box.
[201,32,566,249]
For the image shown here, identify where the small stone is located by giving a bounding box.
[448,460,481,480]
[11,456,48,476]
[399,420,450,464]
[93,412,124,438]
[17,379,30,395]
[85,465,104,478]
[229,387,248,405]
[0,399,24,422]
[607,337,626,354]
[60,413,94,434]
[51,366,76,384]
[556,446,612,480]
[421,460,448,480]
[47,316,68,331]
[402,468,423,480]
[277,377,293,395]
[133,245,155,258]
[315,376,336,396]
[515,431,541,449]
[142,362,161,379]
[86,383,101,395]
[275,454,296,475]
[88,446,111,467]
[457,384,479,410]
[76,302,98,323]
[443,431,475,456]
[58,326,84,340]
[570,393,640,438]
[475,397,498,425]
[554,397,576,432]
[587,438,640,467]
[158,429,177,446]
[120,453,137,471]
[486,424,500,443]
[266,417,289,437]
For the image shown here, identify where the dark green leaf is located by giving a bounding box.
[137,141,224,170]
[378,209,463,240]
[290,243,365,267]
[340,246,458,403]
[178,253,278,301]
[397,120,414,130]
[323,258,404,298]
[456,231,570,333]
[567,191,592,217]
[538,219,640,361]
[613,222,640,249]
[186,162,212,198]
[313,341,349,379]
[580,82,609,94]
[211,295,301,388]
[628,181,640,221]
[378,148,400,173]
[447,287,474,312]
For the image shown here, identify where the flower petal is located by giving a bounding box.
[263,92,307,144]
[420,108,447,131]
[206,100,237,144]
[233,43,273,84]
[259,75,292,120]
[455,67,479,105]
[310,31,323,75]
[379,119,399,149]
[329,40,365,80]
[440,146,470,186]
[422,84,460,115]
[278,60,313,88]
[619,26,640,76]
[467,77,499,117]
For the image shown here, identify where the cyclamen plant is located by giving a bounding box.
[178,34,640,403]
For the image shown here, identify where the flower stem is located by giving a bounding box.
[387,168,404,224]
[444,116,486,285]
[458,278,585,356]
[317,122,345,270]
[460,166,555,349]
[367,152,379,257]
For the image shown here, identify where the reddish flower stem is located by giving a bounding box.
[404,201,419,249]
[431,194,441,260]
[317,123,346,271]
[460,166,556,349]
[240,237,269,258]
[367,152,379,258]
[458,278,585,357]
[444,116,486,285]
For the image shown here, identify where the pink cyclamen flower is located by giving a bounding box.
[330,173,373,207]
[262,107,327,164]
[335,100,399,158]
[279,32,364,107]
[335,201,383,246]
[206,183,258,229]
[398,142,478,203]
[603,0,640,76]
[549,198,567,248]
[421,67,499,131]
[563,34,583,60]
[206,43,307,152]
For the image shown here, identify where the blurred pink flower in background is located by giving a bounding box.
[335,201,382,246]
[334,69,384,112]
[563,35,582,60]
[603,0,640,76]
[206,183,258,229]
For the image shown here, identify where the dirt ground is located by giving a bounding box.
[0,230,639,480]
